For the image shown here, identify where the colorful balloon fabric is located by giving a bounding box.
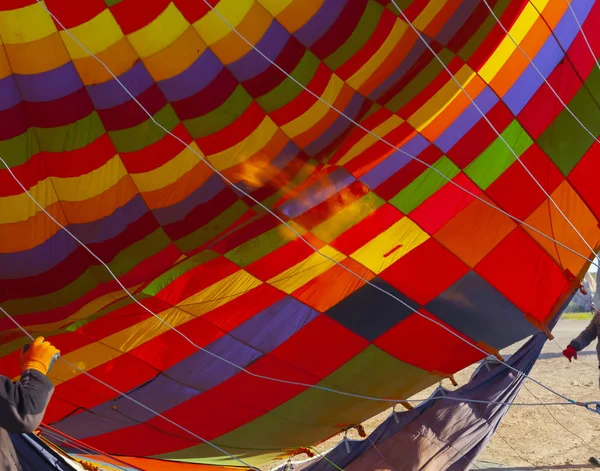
[1,0,600,467]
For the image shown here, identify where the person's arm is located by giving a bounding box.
[0,336,59,433]
[569,314,599,351]
[563,313,599,361]
[0,370,53,433]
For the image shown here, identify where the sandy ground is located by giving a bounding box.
[273,318,600,471]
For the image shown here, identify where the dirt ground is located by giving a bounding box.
[275,318,600,471]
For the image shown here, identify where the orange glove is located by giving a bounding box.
[20,337,60,375]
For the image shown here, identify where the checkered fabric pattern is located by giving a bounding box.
[1,0,600,467]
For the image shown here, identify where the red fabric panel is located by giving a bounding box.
[380,238,469,305]
[486,144,564,221]
[568,142,600,220]
[409,173,481,234]
[330,203,402,255]
[375,309,485,375]
[475,228,570,322]
[446,101,513,169]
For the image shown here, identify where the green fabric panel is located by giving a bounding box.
[537,68,600,176]
[324,0,383,71]
[105,0,123,5]
[390,156,460,213]
[225,224,291,267]
[34,112,105,153]
[257,51,320,114]
[175,200,249,253]
[465,120,532,190]
[312,192,385,242]
[109,105,179,153]
[153,346,439,466]
[385,49,454,112]
[142,251,219,296]
[0,129,40,168]
[5,229,169,315]
[184,86,252,138]
[459,0,510,62]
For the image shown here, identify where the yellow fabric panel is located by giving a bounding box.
[276,0,324,33]
[408,64,476,132]
[0,179,60,224]
[59,9,123,60]
[179,270,263,309]
[208,118,280,171]
[413,0,447,31]
[194,0,253,46]
[0,3,56,44]
[268,245,345,294]
[210,1,272,64]
[3,34,70,75]
[348,19,407,91]
[479,0,549,83]
[257,0,294,16]
[336,115,404,167]
[311,194,380,244]
[351,217,429,274]
[0,203,66,253]
[52,155,127,202]
[130,143,203,193]
[143,27,206,82]
[73,37,138,86]
[282,74,344,137]
[0,155,127,224]
[128,3,189,59]
[52,271,261,383]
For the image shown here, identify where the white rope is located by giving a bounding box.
[30,1,597,270]
[15,0,588,410]
[483,0,600,151]
[389,0,600,265]
[0,305,259,470]
[564,0,600,71]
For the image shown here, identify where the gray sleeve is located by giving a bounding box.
[0,370,54,433]
[569,314,599,351]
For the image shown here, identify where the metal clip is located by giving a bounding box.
[582,401,600,414]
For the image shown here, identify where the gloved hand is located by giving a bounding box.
[563,345,578,362]
[20,337,60,375]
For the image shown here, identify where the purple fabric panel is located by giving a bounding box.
[303,92,364,157]
[87,61,153,109]
[15,62,82,102]
[158,49,223,102]
[504,0,594,115]
[359,134,429,190]
[435,1,479,46]
[0,76,21,111]
[0,195,148,279]
[435,86,498,154]
[370,39,429,102]
[228,21,289,82]
[54,297,319,440]
[294,0,347,47]
[152,173,226,226]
